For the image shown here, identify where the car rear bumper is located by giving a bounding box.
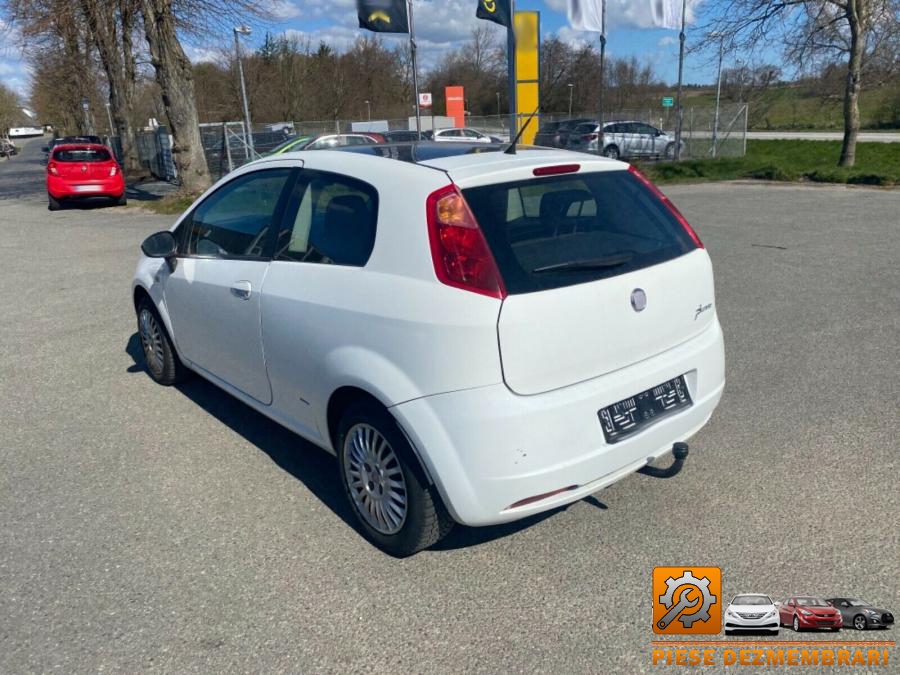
[392,317,725,526]
[48,175,125,199]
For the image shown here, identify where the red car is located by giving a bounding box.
[777,596,843,632]
[46,143,126,211]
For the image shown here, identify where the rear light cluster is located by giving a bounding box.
[47,161,58,176]
[426,184,506,299]
[109,165,118,176]
[628,165,704,249]
[582,133,599,141]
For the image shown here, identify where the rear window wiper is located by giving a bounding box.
[531,252,634,274]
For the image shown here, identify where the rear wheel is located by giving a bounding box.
[48,194,61,211]
[116,193,127,207]
[136,298,187,385]
[602,145,619,160]
[337,401,453,557]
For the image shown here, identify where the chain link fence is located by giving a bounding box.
[135,104,748,182]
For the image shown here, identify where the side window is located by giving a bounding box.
[274,170,378,267]
[185,169,291,258]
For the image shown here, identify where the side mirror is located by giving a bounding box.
[141,231,177,259]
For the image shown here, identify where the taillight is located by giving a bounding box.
[48,161,58,175]
[582,133,598,141]
[628,165,704,249]
[426,184,506,299]
[109,165,118,176]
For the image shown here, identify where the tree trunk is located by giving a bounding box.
[839,0,865,168]
[140,0,210,193]
[79,0,141,173]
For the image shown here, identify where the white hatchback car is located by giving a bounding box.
[133,143,725,556]
[725,594,780,635]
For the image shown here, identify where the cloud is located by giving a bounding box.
[658,36,678,47]
[265,0,302,20]
[185,45,222,64]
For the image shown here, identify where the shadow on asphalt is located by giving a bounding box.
[125,332,584,552]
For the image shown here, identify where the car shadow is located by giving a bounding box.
[125,333,608,552]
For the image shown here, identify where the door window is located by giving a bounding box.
[185,169,291,258]
[274,170,378,267]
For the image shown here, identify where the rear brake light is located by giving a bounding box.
[533,164,580,176]
[582,134,598,141]
[426,184,506,299]
[628,165,704,249]
[109,165,118,176]
[48,161,58,175]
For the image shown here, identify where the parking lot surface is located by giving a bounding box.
[1,151,898,672]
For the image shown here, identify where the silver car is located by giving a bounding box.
[568,121,681,160]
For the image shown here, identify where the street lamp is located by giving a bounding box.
[709,31,725,158]
[496,92,501,119]
[567,83,574,118]
[233,25,255,157]
[365,100,371,121]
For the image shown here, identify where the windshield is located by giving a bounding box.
[796,598,829,607]
[463,169,696,295]
[848,599,870,607]
[733,595,771,606]
[53,148,111,162]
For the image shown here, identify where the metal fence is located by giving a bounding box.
[135,104,748,182]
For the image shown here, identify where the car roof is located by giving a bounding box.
[52,143,110,151]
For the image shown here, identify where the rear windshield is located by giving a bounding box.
[53,148,111,162]
[463,169,696,294]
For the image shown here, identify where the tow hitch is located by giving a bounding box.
[637,442,689,479]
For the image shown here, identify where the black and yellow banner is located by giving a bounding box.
[476,0,512,28]
[357,0,409,33]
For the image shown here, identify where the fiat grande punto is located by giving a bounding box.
[132,143,725,556]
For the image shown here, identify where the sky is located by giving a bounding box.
[0,0,743,102]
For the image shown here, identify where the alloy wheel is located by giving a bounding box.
[854,615,867,630]
[342,423,408,535]
[139,309,165,376]
[793,616,800,632]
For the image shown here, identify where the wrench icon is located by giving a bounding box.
[657,588,700,629]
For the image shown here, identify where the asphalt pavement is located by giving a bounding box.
[1,145,898,672]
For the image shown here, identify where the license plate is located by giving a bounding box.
[73,185,102,193]
[598,375,692,444]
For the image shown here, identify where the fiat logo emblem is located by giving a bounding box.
[631,288,647,312]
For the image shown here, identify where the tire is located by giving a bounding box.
[48,194,61,211]
[136,298,187,386]
[830,627,840,632]
[116,193,127,207]
[724,629,733,636]
[337,401,453,557]
[602,145,619,160]
[664,142,677,159]
[793,615,801,632]
[853,615,867,631]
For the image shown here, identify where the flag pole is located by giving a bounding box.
[507,0,517,153]
[597,0,606,155]
[408,0,421,135]
[673,0,687,160]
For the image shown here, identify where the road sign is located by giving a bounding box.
[662,97,674,108]
[419,92,433,108]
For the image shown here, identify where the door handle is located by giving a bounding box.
[230,281,252,300]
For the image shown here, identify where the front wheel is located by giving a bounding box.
[830,627,840,632]
[853,615,867,631]
[793,616,801,632]
[337,401,453,557]
[136,299,187,385]
[664,142,677,159]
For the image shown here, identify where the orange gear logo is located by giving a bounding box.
[652,567,722,635]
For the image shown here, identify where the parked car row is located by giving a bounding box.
[724,594,894,635]
[534,118,682,160]
[263,128,502,157]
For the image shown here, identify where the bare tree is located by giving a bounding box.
[700,0,898,167]
[140,0,210,192]
[0,82,22,134]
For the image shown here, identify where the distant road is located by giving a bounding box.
[0,135,47,203]
[745,131,900,143]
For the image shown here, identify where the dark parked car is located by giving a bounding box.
[776,597,843,632]
[826,598,894,631]
[533,120,564,148]
[383,130,429,142]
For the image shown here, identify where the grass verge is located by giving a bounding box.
[138,193,201,215]
[637,140,900,187]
